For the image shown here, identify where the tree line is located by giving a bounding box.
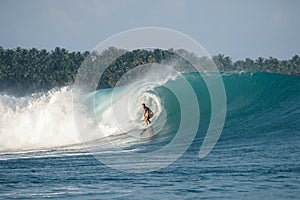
[0,46,89,96]
[0,46,299,96]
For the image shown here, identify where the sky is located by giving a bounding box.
[0,0,299,60]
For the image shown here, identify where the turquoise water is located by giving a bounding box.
[0,72,299,199]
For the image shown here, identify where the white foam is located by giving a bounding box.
[0,87,81,151]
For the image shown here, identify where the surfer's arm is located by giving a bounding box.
[143,109,149,117]
[144,110,149,117]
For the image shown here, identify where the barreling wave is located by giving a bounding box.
[0,72,299,152]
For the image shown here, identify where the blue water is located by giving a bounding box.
[0,72,299,199]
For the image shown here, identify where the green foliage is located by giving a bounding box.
[0,46,299,96]
[0,46,88,96]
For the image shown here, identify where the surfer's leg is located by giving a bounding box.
[147,116,151,125]
[144,117,149,126]
[144,116,150,126]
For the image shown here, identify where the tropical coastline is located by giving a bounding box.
[1,46,299,96]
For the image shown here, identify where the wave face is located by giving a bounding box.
[0,72,299,152]
[223,72,300,143]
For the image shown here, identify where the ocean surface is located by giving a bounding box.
[0,72,299,199]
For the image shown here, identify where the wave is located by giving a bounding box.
[0,87,80,151]
[0,72,299,153]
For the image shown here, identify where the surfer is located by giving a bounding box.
[142,103,153,126]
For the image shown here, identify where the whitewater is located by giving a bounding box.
[0,72,299,199]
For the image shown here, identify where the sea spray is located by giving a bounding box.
[0,87,81,151]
